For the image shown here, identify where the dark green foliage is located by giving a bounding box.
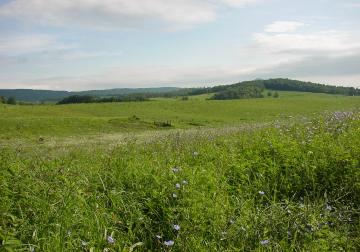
[0,96,6,104]
[57,95,95,104]
[273,91,279,98]
[6,97,16,105]
[261,78,360,96]
[211,83,264,100]
[57,94,149,105]
[267,91,272,97]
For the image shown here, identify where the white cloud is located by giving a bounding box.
[253,30,360,57]
[0,34,73,56]
[265,21,305,33]
[0,0,260,30]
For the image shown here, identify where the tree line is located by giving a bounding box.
[57,94,150,105]
[0,96,16,105]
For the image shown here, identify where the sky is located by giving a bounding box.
[0,0,359,91]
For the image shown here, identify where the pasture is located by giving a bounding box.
[0,92,359,251]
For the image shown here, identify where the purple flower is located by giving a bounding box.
[173,224,180,231]
[164,240,174,246]
[107,236,115,244]
[260,240,269,246]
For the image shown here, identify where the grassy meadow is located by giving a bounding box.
[1,92,360,251]
[0,91,359,139]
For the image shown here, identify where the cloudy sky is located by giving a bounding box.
[0,0,359,90]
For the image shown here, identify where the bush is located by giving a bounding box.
[6,97,16,105]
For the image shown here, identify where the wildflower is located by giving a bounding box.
[172,193,178,198]
[259,191,265,195]
[164,240,174,246]
[107,236,115,244]
[175,183,181,189]
[260,240,270,246]
[172,167,180,173]
[325,204,332,211]
[156,235,162,239]
[193,151,199,156]
[29,245,35,252]
[229,219,235,224]
[81,241,88,247]
[182,180,188,185]
[173,224,180,231]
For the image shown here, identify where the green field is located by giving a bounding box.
[1,92,360,251]
[0,91,359,140]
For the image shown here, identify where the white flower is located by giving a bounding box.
[172,193,177,198]
[81,241,88,246]
[164,240,174,246]
[173,224,180,231]
[325,204,332,211]
[156,235,162,239]
[182,180,188,185]
[193,151,199,156]
[107,236,115,244]
[259,191,265,195]
[175,183,181,189]
[172,168,180,173]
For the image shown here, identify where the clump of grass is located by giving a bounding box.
[0,111,359,251]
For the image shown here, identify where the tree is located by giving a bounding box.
[0,96,5,104]
[273,91,279,98]
[7,97,16,105]
[267,91,272,97]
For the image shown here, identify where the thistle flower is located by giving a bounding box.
[164,240,174,246]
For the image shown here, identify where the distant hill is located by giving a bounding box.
[0,87,180,102]
[182,78,360,100]
[1,79,358,102]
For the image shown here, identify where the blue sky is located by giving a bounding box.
[0,0,359,90]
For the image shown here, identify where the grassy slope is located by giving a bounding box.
[0,112,359,251]
[0,92,359,139]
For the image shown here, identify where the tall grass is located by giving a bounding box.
[1,111,359,251]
